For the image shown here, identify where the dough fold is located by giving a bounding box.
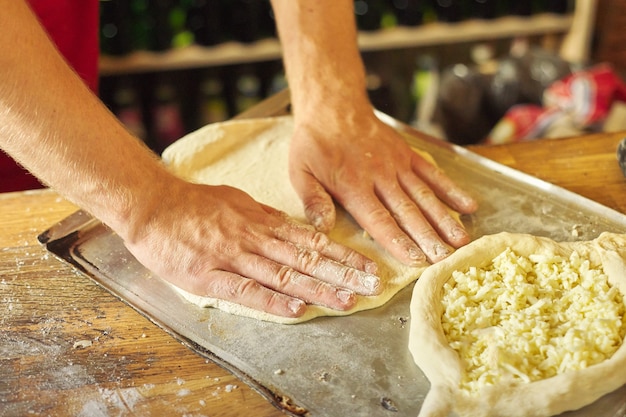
[409,231,626,417]
[162,116,431,323]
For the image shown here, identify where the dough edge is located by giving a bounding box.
[162,115,433,324]
[409,231,626,417]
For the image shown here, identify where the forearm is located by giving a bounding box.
[270,0,372,120]
[0,1,170,241]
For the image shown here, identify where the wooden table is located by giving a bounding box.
[2,131,625,416]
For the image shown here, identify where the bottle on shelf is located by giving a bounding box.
[151,79,186,153]
[545,0,570,14]
[129,0,155,51]
[227,0,263,43]
[507,1,536,17]
[409,54,439,131]
[99,0,133,56]
[186,0,225,46]
[198,75,229,125]
[354,0,388,31]
[169,1,194,48]
[365,70,397,116]
[234,69,263,114]
[266,70,288,97]
[148,0,174,51]
[257,0,278,40]
[467,0,502,20]
[112,78,148,142]
[387,0,423,27]
[432,0,465,23]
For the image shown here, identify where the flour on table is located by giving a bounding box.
[161,116,430,324]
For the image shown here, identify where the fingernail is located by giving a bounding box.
[312,216,325,231]
[451,226,465,238]
[307,208,334,232]
[359,273,381,294]
[408,245,426,263]
[450,190,478,212]
[364,260,378,275]
[433,242,451,258]
[336,289,355,304]
[288,299,306,314]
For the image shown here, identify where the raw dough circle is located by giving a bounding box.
[162,116,433,323]
[409,231,626,417]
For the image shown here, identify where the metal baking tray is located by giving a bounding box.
[39,90,626,417]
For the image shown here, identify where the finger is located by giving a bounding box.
[273,218,378,273]
[257,230,381,296]
[290,169,336,233]
[197,269,308,318]
[342,190,428,266]
[399,171,472,249]
[377,183,453,263]
[410,153,478,214]
[230,254,358,311]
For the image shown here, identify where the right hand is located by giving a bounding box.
[123,180,382,318]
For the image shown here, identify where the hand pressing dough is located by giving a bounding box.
[162,116,440,324]
[409,231,626,417]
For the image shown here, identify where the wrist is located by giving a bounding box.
[290,82,373,125]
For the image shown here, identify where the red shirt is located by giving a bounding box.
[0,0,99,193]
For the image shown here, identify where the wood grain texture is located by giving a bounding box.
[0,190,284,417]
[468,131,626,214]
[1,130,626,416]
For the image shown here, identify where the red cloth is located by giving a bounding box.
[0,0,99,193]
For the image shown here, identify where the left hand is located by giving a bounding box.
[288,107,478,266]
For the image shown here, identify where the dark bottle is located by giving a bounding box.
[99,0,133,55]
[234,70,262,114]
[432,0,465,23]
[199,75,229,125]
[468,0,499,20]
[170,0,194,48]
[228,0,262,43]
[354,0,387,31]
[129,0,155,51]
[186,0,224,46]
[617,138,626,178]
[257,0,277,39]
[148,0,174,51]
[151,80,186,152]
[508,1,534,16]
[365,70,397,116]
[113,79,148,142]
[388,0,424,26]
[545,0,570,14]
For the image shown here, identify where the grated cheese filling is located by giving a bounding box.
[441,248,626,395]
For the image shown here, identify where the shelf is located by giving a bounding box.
[99,13,573,76]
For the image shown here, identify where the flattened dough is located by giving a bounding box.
[162,116,432,324]
[409,231,626,417]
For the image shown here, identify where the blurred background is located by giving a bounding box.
[97,0,626,153]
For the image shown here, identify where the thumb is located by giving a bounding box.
[291,171,336,233]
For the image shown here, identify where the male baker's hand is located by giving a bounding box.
[123,180,381,318]
[288,107,478,266]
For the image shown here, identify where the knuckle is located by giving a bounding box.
[294,246,323,272]
[205,275,257,300]
[392,198,418,218]
[308,279,330,299]
[368,206,394,225]
[337,265,358,285]
[275,265,296,288]
[411,185,436,203]
[233,278,260,298]
[308,230,331,250]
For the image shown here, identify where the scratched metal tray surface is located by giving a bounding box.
[39,91,626,417]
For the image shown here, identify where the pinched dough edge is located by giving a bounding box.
[409,232,626,417]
